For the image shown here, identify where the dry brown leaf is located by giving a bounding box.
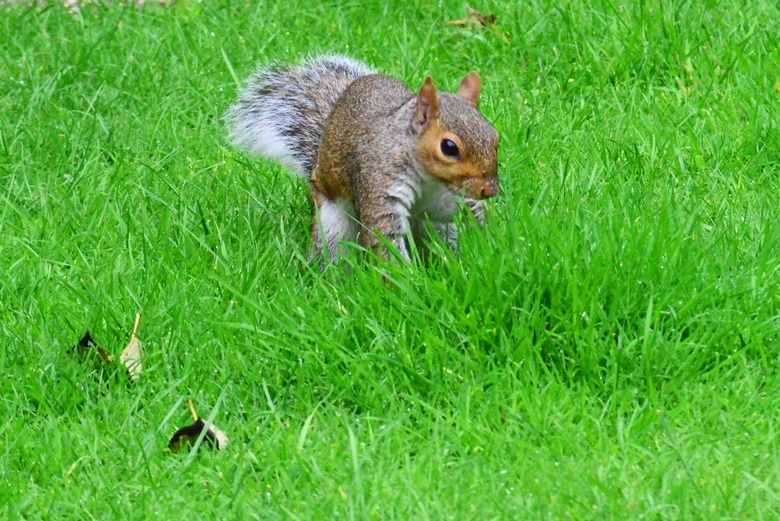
[448,4,498,27]
[467,5,497,25]
[168,400,229,454]
[119,313,143,381]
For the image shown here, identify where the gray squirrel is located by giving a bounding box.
[226,55,500,262]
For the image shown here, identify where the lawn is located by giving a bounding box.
[1,0,779,519]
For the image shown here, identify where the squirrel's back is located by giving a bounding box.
[226,55,374,177]
[334,75,414,119]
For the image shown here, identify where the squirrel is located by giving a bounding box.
[226,55,499,262]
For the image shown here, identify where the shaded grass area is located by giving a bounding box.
[1,1,779,518]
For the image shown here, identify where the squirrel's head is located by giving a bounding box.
[412,73,499,200]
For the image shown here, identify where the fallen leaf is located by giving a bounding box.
[70,331,113,367]
[168,419,229,453]
[119,313,143,381]
[168,400,229,454]
[448,4,498,27]
[467,5,498,26]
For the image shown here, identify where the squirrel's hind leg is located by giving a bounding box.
[309,190,359,264]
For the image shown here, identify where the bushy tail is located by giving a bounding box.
[225,55,374,177]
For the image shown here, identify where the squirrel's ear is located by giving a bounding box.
[413,76,439,131]
[456,72,481,106]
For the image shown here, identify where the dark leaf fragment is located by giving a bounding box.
[71,331,114,367]
[168,418,228,453]
[168,400,229,454]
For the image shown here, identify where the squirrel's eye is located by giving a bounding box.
[440,139,460,158]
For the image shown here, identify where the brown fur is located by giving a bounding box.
[310,73,499,260]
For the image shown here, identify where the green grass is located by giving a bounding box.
[1,0,779,518]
